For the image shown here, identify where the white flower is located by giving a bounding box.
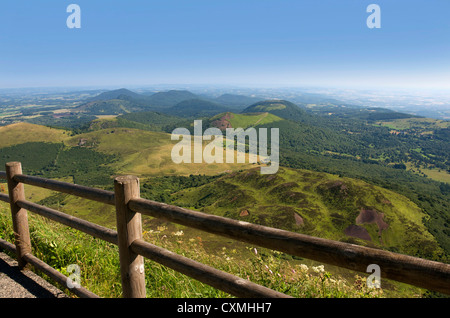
[298,264,309,272]
[173,230,184,236]
[312,265,325,273]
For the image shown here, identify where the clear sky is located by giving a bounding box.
[0,0,449,90]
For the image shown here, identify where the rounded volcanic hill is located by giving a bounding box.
[242,100,311,123]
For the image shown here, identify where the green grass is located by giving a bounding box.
[209,112,283,130]
[64,127,257,177]
[252,103,287,111]
[0,208,404,298]
[377,118,450,130]
[225,112,283,129]
[168,167,445,261]
[0,123,69,148]
[20,163,443,263]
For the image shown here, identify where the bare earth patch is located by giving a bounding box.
[344,225,372,241]
[344,209,389,244]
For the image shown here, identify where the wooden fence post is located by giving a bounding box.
[114,175,146,298]
[5,162,31,269]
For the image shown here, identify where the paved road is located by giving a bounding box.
[0,252,68,298]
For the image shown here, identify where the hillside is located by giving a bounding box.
[72,89,235,116]
[167,167,445,260]
[75,99,144,115]
[242,99,311,123]
[209,112,283,130]
[146,90,201,107]
[64,127,257,177]
[0,123,69,148]
[85,88,201,108]
[167,99,230,118]
[87,88,145,102]
[0,124,255,187]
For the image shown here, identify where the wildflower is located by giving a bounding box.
[298,264,309,272]
[312,265,325,273]
[173,230,184,236]
[157,225,167,232]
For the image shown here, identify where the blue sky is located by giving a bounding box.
[0,0,449,90]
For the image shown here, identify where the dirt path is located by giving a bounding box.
[252,112,268,127]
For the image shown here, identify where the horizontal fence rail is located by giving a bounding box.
[13,173,115,206]
[130,239,291,298]
[0,236,99,298]
[0,236,16,255]
[22,252,100,298]
[16,199,118,245]
[0,162,450,298]
[0,192,9,204]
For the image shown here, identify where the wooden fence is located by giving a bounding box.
[0,161,449,298]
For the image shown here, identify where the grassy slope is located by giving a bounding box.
[64,127,257,177]
[169,167,444,260]
[0,123,69,148]
[0,122,257,178]
[1,206,397,298]
[210,112,283,129]
[251,103,287,111]
[377,118,450,130]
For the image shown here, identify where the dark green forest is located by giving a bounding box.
[0,142,116,186]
